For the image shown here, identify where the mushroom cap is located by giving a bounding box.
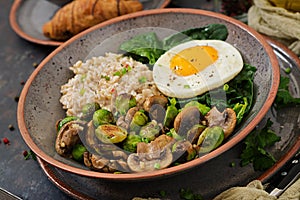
[205,107,237,138]
[55,120,85,157]
[173,106,204,136]
[127,148,173,172]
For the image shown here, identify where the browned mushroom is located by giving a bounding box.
[204,107,237,138]
[55,120,86,157]
[83,150,130,172]
[143,95,168,112]
[127,134,175,172]
[116,107,139,130]
[187,124,207,144]
[127,148,173,172]
[173,106,204,136]
[143,95,168,123]
[172,140,198,162]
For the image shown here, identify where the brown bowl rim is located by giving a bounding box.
[9,0,171,46]
[17,8,280,180]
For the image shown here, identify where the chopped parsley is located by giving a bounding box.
[179,188,203,200]
[274,75,300,108]
[138,76,147,83]
[101,75,110,81]
[113,66,132,76]
[240,119,281,171]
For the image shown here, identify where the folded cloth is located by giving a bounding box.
[248,0,300,56]
[213,178,300,200]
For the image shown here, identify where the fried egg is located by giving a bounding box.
[153,40,244,98]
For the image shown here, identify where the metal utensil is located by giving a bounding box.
[264,151,300,197]
[0,187,22,200]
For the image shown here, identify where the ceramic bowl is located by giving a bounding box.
[17,8,280,180]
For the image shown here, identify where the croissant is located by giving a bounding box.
[43,0,143,41]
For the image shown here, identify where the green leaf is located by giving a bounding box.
[119,32,164,64]
[274,76,300,108]
[240,118,281,171]
[163,24,228,50]
[119,24,229,65]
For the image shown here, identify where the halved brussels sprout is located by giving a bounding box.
[72,144,87,161]
[129,110,148,132]
[139,120,161,142]
[95,124,128,144]
[163,98,178,128]
[81,102,100,119]
[93,109,115,127]
[115,93,137,115]
[197,126,224,153]
[122,134,142,153]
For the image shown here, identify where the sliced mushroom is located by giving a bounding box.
[137,134,175,153]
[116,107,139,130]
[83,151,130,172]
[127,148,173,172]
[143,95,168,112]
[173,106,204,136]
[143,95,168,124]
[127,134,175,172]
[187,124,206,144]
[172,140,198,162]
[205,107,237,138]
[55,120,86,157]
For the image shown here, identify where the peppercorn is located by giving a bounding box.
[3,137,9,144]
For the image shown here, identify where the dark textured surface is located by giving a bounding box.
[2,1,300,200]
[0,1,70,199]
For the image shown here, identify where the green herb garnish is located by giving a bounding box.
[179,188,203,200]
[274,75,300,108]
[240,118,281,171]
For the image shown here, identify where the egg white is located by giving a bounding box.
[152,40,244,98]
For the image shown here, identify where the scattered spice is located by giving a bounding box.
[8,124,15,131]
[2,137,10,144]
[32,62,38,68]
[14,96,19,102]
[23,150,36,160]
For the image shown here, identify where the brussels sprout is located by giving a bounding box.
[115,93,137,115]
[197,126,224,153]
[72,144,87,161]
[129,110,148,132]
[93,109,115,127]
[122,134,142,153]
[139,120,161,142]
[184,101,210,115]
[163,98,178,128]
[57,116,78,132]
[81,102,100,119]
[95,124,128,144]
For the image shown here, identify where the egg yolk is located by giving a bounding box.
[170,45,218,76]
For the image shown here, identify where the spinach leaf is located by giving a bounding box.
[163,24,228,50]
[119,24,228,65]
[184,63,256,124]
[274,75,300,108]
[119,32,164,64]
